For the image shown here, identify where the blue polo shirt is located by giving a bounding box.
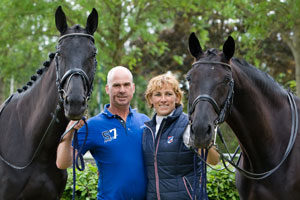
[75,104,149,200]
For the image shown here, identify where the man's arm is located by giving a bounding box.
[56,120,83,169]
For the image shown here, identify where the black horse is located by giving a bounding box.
[187,33,300,200]
[0,6,98,200]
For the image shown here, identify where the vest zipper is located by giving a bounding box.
[154,119,166,200]
[183,176,193,200]
[145,119,167,200]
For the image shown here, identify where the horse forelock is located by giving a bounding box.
[202,48,221,59]
[66,24,87,34]
[207,48,219,55]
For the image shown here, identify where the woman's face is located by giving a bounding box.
[149,84,178,116]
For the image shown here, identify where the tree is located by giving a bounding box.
[0,0,297,114]
[0,0,60,102]
[232,0,299,93]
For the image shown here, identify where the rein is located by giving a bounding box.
[0,94,13,117]
[217,91,298,180]
[0,104,62,169]
[189,60,299,180]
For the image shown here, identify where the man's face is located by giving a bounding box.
[105,72,135,108]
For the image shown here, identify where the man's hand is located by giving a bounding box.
[61,120,85,142]
[68,120,85,131]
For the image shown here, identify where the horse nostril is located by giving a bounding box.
[64,96,86,107]
[65,96,69,105]
[206,124,212,135]
[82,97,86,106]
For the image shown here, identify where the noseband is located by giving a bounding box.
[188,61,234,125]
[55,33,97,103]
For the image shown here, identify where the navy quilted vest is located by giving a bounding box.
[143,106,201,200]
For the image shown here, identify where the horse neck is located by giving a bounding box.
[226,64,290,170]
[16,61,68,161]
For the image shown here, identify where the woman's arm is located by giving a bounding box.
[206,145,220,165]
[198,145,220,165]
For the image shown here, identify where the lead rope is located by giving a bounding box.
[199,149,208,200]
[192,152,197,200]
[71,117,89,200]
[192,149,209,200]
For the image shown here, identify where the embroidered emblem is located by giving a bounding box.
[167,136,174,144]
[102,128,118,143]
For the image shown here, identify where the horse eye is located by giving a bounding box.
[224,77,232,84]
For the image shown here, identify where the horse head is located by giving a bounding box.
[186,32,235,149]
[55,6,98,120]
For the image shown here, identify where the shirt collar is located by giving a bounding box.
[102,104,133,118]
[155,110,175,125]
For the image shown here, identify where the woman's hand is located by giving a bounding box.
[198,145,220,165]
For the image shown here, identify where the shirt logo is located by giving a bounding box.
[102,128,118,143]
[167,136,174,144]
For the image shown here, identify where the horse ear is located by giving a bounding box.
[188,32,203,59]
[55,6,68,34]
[86,8,98,35]
[223,36,235,61]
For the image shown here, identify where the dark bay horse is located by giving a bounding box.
[187,32,300,200]
[0,6,98,200]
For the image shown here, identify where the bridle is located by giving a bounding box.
[188,60,234,126]
[188,60,299,180]
[55,33,97,103]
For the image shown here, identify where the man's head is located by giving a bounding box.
[105,66,135,109]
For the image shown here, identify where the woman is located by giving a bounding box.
[143,73,219,200]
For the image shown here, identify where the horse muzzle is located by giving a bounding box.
[63,95,87,120]
[190,121,213,148]
[57,68,91,120]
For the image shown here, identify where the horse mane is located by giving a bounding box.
[231,57,287,97]
[16,52,55,93]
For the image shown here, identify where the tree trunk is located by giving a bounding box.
[0,78,5,104]
[291,25,300,96]
[295,52,300,96]
[283,24,300,96]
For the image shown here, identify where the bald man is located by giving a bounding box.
[56,66,149,200]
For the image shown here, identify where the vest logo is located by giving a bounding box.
[167,136,174,144]
[102,128,118,143]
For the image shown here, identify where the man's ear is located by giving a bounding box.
[132,83,136,94]
[105,84,109,94]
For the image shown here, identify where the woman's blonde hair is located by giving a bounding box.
[145,73,183,108]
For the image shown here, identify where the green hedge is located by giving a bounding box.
[207,165,240,200]
[61,164,98,200]
[62,163,240,200]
